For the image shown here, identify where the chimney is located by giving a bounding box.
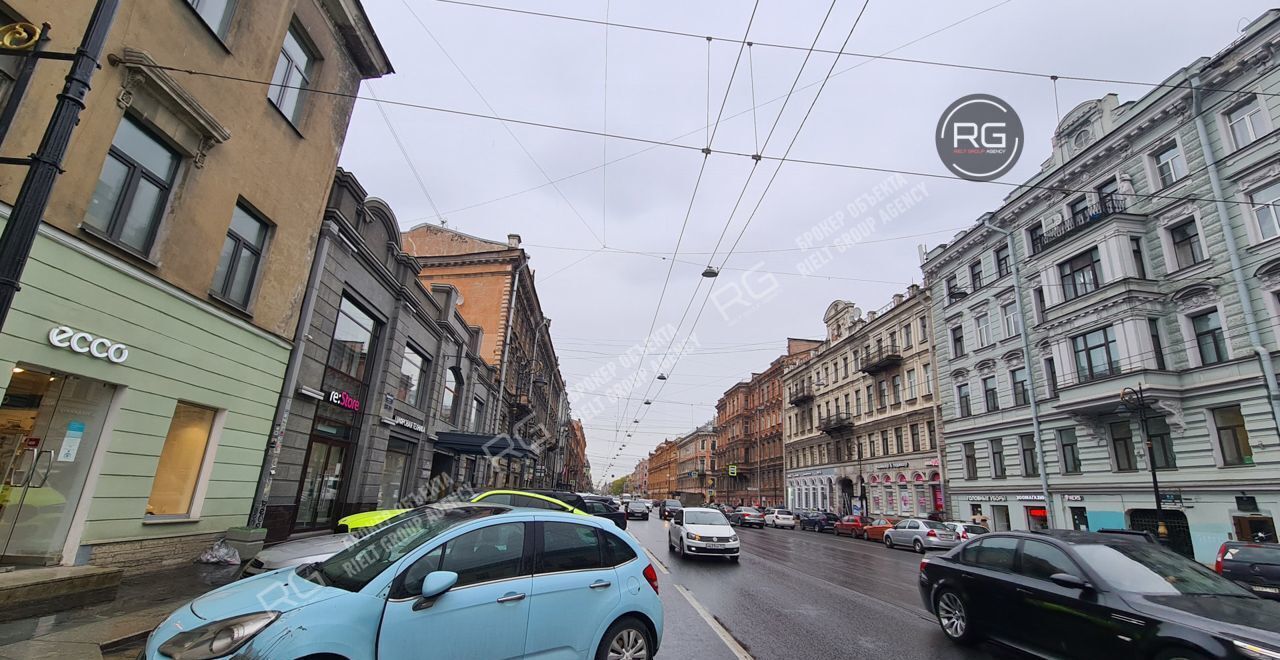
[908,283,921,297]
[892,293,904,306]
[507,234,522,248]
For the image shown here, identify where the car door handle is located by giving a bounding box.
[496,592,527,603]
[588,580,612,590]
[1016,587,1033,596]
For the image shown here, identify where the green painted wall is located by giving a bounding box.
[0,224,288,547]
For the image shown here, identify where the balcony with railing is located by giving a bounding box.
[860,343,903,374]
[788,381,815,404]
[1030,196,1134,255]
[817,411,853,433]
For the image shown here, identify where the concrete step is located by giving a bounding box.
[0,566,123,622]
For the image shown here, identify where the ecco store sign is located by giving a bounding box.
[48,326,129,364]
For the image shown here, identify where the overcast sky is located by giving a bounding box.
[337,1,1274,484]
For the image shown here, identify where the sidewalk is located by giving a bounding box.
[0,563,239,660]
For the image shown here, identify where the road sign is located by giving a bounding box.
[728,464,738,477]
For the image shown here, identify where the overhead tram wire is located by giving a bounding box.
[435,0,1280,102]
[608,0,761,458]
[630,0,874,437]
[366,82,447,225]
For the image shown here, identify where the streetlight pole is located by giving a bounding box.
[1121,384,1168,541]
[982,220,1056,528]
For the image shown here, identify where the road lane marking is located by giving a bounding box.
[643,547,670,574]
[673,583,753,660]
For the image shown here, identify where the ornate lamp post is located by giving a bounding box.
[1120,384,1168,540]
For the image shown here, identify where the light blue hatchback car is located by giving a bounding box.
[145,505,663,659]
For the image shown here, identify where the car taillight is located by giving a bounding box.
[961,531,969,540]
[926,529,937,538]
[643,563,659,594]
[1214,543,1228,574]
[920,557,930,573]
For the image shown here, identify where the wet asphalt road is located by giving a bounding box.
[626,516,1007,660]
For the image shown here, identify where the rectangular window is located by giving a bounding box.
[957,383,972,417]
[471,397,486,431]
[1020,434,1038,477]
[1059,428,1081,474]
[1010,367,1028,406]
[1170,219,1205,269]
[923,363,933,394]
[877,380,888,409]
[903,323,913,348]
[842,356,849,378]
[950,326,966,357]
[927,420,935,449]
[975,313,992,347]
[982,376,999,412]
[1059,248,1102,301]
[1149,318,1166,370]
[1033,287,1046,322]
[854,390,862,416]
[1213,405,1254,466]
[919,315,928,341]
[866,385,874,411]
[963,442,977,479]
[991,439,1006,478]
[910,424,921,452]
[969,260,984,290]
[880,431,890,456]
[186,0,235,37]
[1072,325,1118,382]
[1097,178,1120,209]
[1131,237,1147,279]
[906,369,918,399]
[1191,309,1228,365]
[1045,357,1058,398]
[211,204,268,308]
[1227,97,1267,150]
[946,274,960,300]
[889,375,901,404]
[1002,302,1019,338]
[1154,143,1188,188]
[1149,417,1176,470]
[1250,180,1280,241]
[893,427,904,454]
[397,346,429,406]
[1110,421,1137,471]
[269,24,315,122]
[147,402,217,517]
[1068,196,1090,224]
[84,116,179,254]
[1028,223,1045,254]
[995,244,1011,277]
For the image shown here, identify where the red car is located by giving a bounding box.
[860,517,901,542]
[834,515,873,538]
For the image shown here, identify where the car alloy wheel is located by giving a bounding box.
[914,539,925,554]
[936,591,969,642]
[678,539,686,557]
[884,534,894,549]
[607,628,648,660]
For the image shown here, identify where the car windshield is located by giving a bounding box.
[964,525,988,534]
[665,500,681,507]
[739,507,760,513]
[628,501,646,509]
[1074,542,1252,596]
[309,506,499,592]
[922,520,948,530]
[685,510,730,526]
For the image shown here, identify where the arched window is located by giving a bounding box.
[442,368,464,424]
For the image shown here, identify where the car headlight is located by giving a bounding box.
[729,535,739,542]
[158,611,279,660]
[686,532,700,541]
[1235,640,1280,660]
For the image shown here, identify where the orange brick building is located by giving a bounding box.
[647,440,678,501]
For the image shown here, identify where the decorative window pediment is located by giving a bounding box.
[108,48,230,167]
[1170,282,1218,313]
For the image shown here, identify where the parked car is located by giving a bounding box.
[883,518,959,553]
[834,515,873,538]
[799,512,840,533]
[581,496,629,530]
[944,521,990,542]
[626,500,650,521]
[1216,541,1280,600]
[920,529,1280,658]
[147,505,663,659]
[667,507,740,562]
[860,517,900,542]
[659,499,683,520]
[765,508,797,529]
[729,506,765,528]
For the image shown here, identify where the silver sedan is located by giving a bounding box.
[882,518,959,553]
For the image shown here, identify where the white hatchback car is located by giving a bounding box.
[668,507,740,561]
[764,508,797,529]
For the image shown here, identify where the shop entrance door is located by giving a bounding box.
[0,369,114,565]
[295,438,347,531]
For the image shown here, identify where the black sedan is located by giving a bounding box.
[798,512,840,533]
[579,494,628,530]
[919,529,1280,659]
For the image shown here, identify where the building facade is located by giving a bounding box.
[784,288,942,518]
[260,170,500,541]
[0,0,388,570]
[715,338,821,508]
[922,10,1280,562]
[647,440,677,501]
[402,224,569,490]
[563,419,588,492]
[675,422,715,505]
[628,456,648,498]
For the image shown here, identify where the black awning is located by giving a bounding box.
[435,431,538,459]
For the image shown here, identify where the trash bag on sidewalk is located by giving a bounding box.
[195,538,241,565]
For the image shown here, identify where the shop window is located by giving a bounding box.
[84,116,179,255]
[146,403,217,517]
[211,203,269,308]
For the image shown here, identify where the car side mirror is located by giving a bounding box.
[413,571,459,611]
[1048,572,1090,590]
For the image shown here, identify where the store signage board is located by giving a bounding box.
[384,416,426,433]
[48,326,128,364]
[328,390,361,411]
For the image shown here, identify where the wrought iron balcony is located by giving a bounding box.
[1032,196,1130,255]
[788,381,814,404]
[817,412,853,432]
[860,344,903,374]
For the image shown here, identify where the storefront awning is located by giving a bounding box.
[435,431,538,459]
